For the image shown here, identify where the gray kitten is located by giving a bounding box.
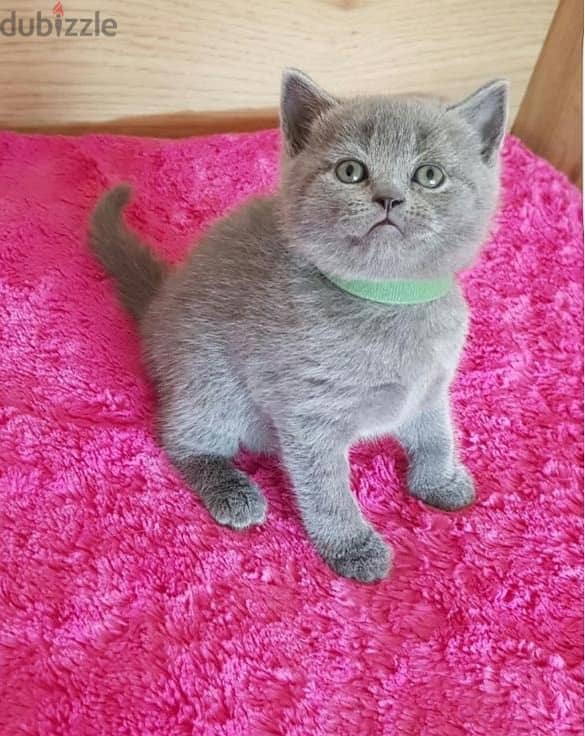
[90,70,507,583]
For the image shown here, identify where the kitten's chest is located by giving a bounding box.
[304,297,467,428]
[351,321,461,434]
[321,304,463,384]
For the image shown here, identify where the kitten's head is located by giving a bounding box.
[279,69,508,280]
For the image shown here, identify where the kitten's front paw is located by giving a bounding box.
[324,529,392,583]
[410,464,475,511]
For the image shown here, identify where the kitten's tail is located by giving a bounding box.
[89,185,168,321]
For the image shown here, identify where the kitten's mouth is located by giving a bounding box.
[367,217,402,236]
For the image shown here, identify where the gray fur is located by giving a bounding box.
[90,185,167,320]
[175,455,267,529]
[90,70,507,582]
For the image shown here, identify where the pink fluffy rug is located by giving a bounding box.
[0,129,582,735]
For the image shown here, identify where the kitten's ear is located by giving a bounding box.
[280,69,337,156]
[448,80,509,163]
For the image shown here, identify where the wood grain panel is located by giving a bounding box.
[0,0,555,133]
[513,0,582,186]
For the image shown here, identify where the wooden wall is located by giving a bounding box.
[513,0,583,186]
[0,0,556,137]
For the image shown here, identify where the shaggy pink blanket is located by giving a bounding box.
[0,130,582,735]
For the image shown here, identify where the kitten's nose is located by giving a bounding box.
[372,195,404,210]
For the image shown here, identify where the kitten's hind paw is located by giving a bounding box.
[176,454,268,531]
[207,478,267,530]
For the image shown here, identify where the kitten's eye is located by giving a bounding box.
[335,159,367,184]
[413,164,445,189]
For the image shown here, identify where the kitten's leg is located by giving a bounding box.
[173,454,267,530]
[161,399,267,530]
[278,421,391,583]
[397,399,475,511]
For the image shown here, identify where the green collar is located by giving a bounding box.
[324,274,454,305]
